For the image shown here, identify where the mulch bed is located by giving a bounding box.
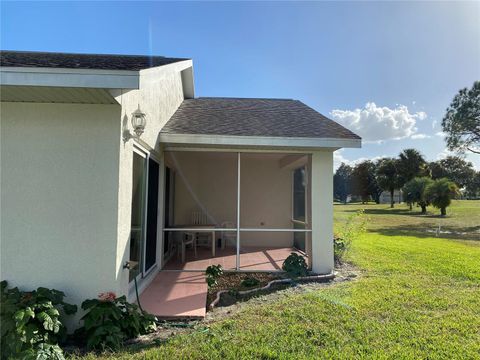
[207,272,284,308]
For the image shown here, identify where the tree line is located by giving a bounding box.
[334,149,480,215]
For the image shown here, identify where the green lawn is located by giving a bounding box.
[74,200,480,359]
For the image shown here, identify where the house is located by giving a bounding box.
[0,51,361,322]
[379,189,403,204]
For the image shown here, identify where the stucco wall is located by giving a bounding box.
[311,150,334,274]
[0,102,121,327]
[113,64,187,297]
[0,62,192,326]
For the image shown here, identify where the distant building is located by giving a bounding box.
[379,189,403,204]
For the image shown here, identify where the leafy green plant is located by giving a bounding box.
[241,277,260,288]
[0,280,77,360]
[334,209,368,263]
[334,236,347,262]
[76,293,157,351]
[205,265,223,288]
[282,253,308,277]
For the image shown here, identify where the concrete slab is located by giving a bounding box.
[139,271,207,318]
[164,246,304,271]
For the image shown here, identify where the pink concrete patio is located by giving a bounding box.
[164,246,305,271]
[140,247,305,318]
[139,271,207,318]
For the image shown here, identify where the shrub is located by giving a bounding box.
[205,265,223,288]
[0,280,77,360]
[241,277,260,288]
[425,178,459,216]
[403,177,434,214]
[282,253,308,277]
[334,209,367,263]
[76,293,156,351]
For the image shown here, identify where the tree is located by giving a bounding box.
[465,171,480,199]
[429,156,476,188]
[351,161,381,204]
[425,178,459,216]
[402,177,433,214]
[442,81,480,154]
[334,163,353,204]
[376,158,401,208]
[397,149,428,187]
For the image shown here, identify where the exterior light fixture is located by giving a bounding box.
[131,106,146,137]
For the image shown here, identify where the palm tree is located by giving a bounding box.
[397,149,428,186]
[425,178,459,216]
[376,158,401,208]
[403,177,433,214]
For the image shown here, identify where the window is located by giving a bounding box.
[292,167,307,223]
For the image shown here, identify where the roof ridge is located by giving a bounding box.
[1,50,189,61]
[196,97,295,101]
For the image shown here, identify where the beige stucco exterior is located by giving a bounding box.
[0,61,193,327]
[311,150,334,274]
[0,102,121,327]
[112,61,191,298]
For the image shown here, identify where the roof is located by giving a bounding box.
[161,97,361,141]
[0,50,188,71]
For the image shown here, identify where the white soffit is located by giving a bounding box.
[0,67,139,89]
[1,85,118,104]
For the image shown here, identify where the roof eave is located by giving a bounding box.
[159,133,362,150]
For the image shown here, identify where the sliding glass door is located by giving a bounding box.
[145,158,159,272]
[129,147,160,282]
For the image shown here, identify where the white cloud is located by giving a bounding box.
[411,133,431,140]
[437,148,454,160]
[333,149,386,170]
[435,131,446,137]
[333,149,349,170]
[330,102,427,142]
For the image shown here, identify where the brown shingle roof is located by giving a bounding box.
[161,97,360,140]
[0,50,187,71]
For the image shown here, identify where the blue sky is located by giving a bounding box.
[2,1,479,169]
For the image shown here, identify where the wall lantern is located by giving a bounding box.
[131,105,146,137]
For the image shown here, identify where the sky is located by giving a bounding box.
[2,1,479,169]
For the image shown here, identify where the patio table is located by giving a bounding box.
[169,225,217,257]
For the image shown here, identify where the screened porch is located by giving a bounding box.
[161,151,312,272]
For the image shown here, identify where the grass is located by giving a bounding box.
[334,200,480,240]
[72,200,480,359]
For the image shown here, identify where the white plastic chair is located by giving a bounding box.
[177,232,197,263]
[221,221,236,248]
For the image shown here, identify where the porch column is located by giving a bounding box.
[157,152,165,270]
[236,152,241,270]
[311,150,334,274]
